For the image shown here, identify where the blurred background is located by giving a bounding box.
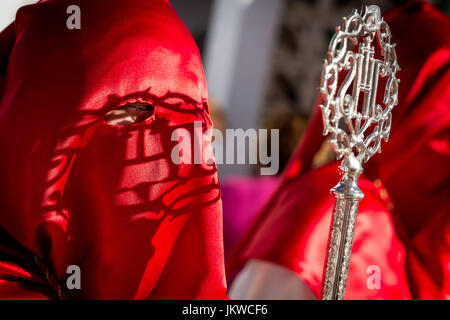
[1,0,449,177]
[1,0,449,261]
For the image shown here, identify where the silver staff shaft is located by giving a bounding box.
[322,155,364,300]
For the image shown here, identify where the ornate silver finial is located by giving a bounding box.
[320,5,400,163]
[320,5,400,300]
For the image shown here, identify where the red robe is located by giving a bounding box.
[0,0,226,299]
[229,0,450,299]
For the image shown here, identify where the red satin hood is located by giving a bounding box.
[0,0,226,299]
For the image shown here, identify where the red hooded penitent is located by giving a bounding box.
[0,0,227,299]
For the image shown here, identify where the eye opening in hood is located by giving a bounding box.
[104,102,155,126]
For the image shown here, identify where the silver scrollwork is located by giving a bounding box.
[320,5,400,163]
